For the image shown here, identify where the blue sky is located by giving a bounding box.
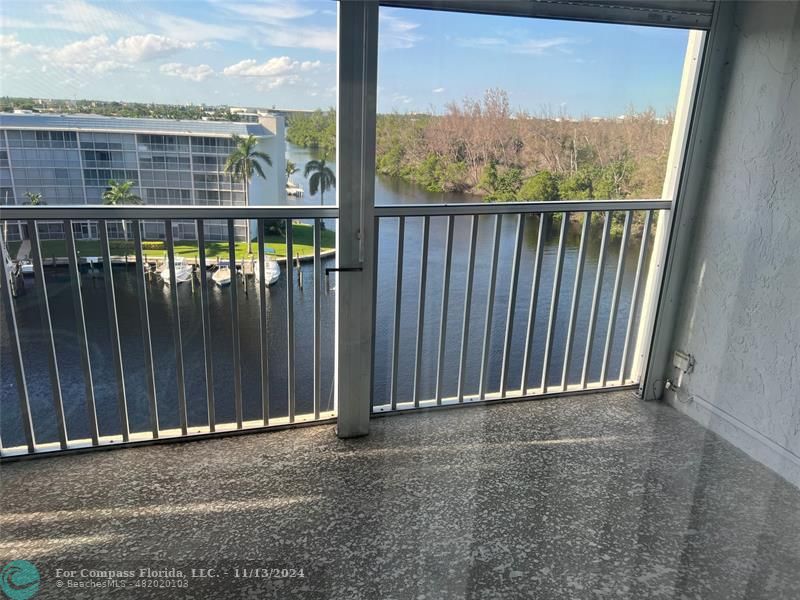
[0,0,689,116]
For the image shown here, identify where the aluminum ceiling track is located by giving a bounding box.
[379,1,714,30]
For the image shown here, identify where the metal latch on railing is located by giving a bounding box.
[325,265,362,295]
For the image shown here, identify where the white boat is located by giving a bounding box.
[161,257,193,285]
[212,265,232,287]
[18,259,34,276]
[255,256,281,286]
[286,181,304,197]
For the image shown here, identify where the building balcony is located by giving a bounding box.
[1,197,798,597]
[1,2,799,597]
[2,391,799,598]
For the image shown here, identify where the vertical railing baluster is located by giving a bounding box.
[370,217,380,412]
[561,212,591,390]
[313,218,322,419]
[197,219,215,431]
[390,216,405,410]
[285,217,295,422]
[257,218,270,425]
[65,219,99,445]
[600,211,633,386]
[0,235,35,453]
[133,220,159,437]
[581,211,612,388]
[99,220,130,441]
[619,210,654,383]
[521,215,546,394]
[457,215,479,403]
[29,220,68,448]
[434,215,454,404]
[228,219,243,428]
[412,216,430,407]
[479,215,503,400]
[164,219,188,434]
[500,214,525,397]
[541,212,570,392]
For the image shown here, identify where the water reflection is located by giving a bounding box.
[0,143,655,446]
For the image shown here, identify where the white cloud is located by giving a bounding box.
[0,34,36,57]
[216,1,335,51]
[457,37,506,49]
[252,27,337,52]
[379,11,421,49]
[47,35,110,65]
[224,57,296,78]
[300,60,321,71]
[111,34,195,61]
[92,60,126,75]
[456,35,581,55]
[433,87,445,94]
[221,2,316,24]
[144,12,245,43]
[41,0,141,34]
[222,56,321,89]
[391,93,412,104]
[160,62,214,82]
[513,37,577,55]
[43,34,195,74]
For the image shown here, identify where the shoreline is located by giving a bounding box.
[17,248,336,269]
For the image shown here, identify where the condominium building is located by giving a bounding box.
[0,112,286,241]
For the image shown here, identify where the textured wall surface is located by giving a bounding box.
[667,1,800,487]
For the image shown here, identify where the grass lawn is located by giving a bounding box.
[7,223,335,261]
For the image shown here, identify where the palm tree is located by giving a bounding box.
[224,134,272,252]
[285,160,299,181]
[102,180,142,205]
[303,158,336,206]
[24,192,44,205]
[102,179,141,240]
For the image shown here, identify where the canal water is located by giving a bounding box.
[0,144,655,446]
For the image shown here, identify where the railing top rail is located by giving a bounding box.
[374,199,671,217]
[0,205,339,220]
[0,200,671,220]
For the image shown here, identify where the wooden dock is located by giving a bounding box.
[31,249,335,271]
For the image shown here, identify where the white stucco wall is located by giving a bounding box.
[248,115,285,240]
[665,1,800,487]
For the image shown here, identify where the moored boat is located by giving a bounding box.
[161,256,193,285]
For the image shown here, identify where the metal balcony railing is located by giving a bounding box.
[371,199,670,411]
[0,205,337,457]
[1,199,670,457]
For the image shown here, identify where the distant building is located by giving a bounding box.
[0,113,286,242]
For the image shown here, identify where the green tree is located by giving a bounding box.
[24,192,44,205]
[224,134,272,251]
[558,170,595,200]
[376,139,406,177]
[478,160,498,194]
[518,171,560,202]
[286,109,336,153]
[102,180,141,240]
[102,180,142,205]
[303,158,336,206]
[285,160,299,181]
[414,154,446,192]
[490,167,523,201]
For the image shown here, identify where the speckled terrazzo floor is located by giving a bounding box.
[1,391,799,599]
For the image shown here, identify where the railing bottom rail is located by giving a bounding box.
[371,384,639,416]
[0,412,337,461]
